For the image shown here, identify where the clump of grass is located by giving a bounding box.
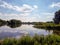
[0,34,60,45]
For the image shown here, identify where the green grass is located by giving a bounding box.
[0,34,60,45]
[33,22,60,30]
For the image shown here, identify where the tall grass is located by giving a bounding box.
[0,34,60,45]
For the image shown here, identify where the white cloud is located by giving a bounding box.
[41,12,54,15]
[49,2,60,8]
[33,5,38,9]
[23,4,33,9]
[0,0,38,17]
[0,12,54,22]
[0,12,40,22]
[0,1,38,13]
[40,12,54,21]
[0,0,39,22]
[20,13,30,16]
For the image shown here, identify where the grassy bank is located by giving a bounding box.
[0,34,60,45]
[0,35,60,45]
[33,22,60,30]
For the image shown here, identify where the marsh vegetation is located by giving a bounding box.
[33,22,60,30]
[0,34,60,45]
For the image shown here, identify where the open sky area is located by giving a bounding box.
[0,0,60,22]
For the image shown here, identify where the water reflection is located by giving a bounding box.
[0,24,60,39]
[53,30,60,36]
[0,25,28,39]
[7,23,22,28]
[0,21,22,28]
[0,23,6,27]
[45,29,60,36]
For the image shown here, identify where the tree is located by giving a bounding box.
[7,19,22,28]
[54,10,60,24]
[0,19,7,26]
[7,19,22,24]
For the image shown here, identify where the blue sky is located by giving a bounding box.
[0,0,60,22]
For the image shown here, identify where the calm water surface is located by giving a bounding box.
[0,25,53,39]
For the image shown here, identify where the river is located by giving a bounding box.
[0,25,53,39]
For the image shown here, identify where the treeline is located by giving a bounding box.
[33,22,60,30]
[0,19,22,28]
[0,19,7,26]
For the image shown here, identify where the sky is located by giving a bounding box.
[0,0,60,22]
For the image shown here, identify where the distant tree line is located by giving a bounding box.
[7,19,22,25]
[7,19,22,28]
[0,19,22,28]
[0,19,7,26]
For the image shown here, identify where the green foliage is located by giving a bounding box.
[7,19,22,28]
[7,19,21,24]
[0,35,60,45]
[0,19,7,26]
[17,35,34,45]
[54,10,60,24]
[34,22,60,30]
[0,19,22,28]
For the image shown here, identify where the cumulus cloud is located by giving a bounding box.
[0,1,38,13]
[40,12,54,21]
[41,12,54,15]
[0,0,39,22]
[0,12,54,22]
[33,5,38,9]
[0,12,40,22]
[49,2,60,8]
[0,0,38,17]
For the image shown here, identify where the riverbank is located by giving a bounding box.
[33,22,60,30]
[0,34,60,45]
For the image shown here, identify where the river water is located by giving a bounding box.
[0,25,53,39]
